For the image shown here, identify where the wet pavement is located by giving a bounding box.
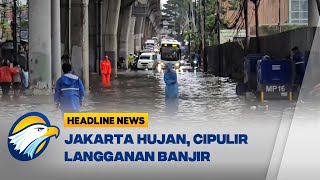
[0,70,299,180]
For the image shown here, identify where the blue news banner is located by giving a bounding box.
[64,133,248,162]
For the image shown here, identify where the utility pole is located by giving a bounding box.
[244,0,250,51]
[217,0,222,76]
[68,0,72,63]
[95,0,103,74]
[82,0,90,91]
[202,0,206,46]
[194,0,197,27]
[202,0,207,72]
[198,0,202,52]
[217,0,221,45]
[253,0,260,53]
[188,2,191,55]
[12,0,19,64]
[278,0,281,32]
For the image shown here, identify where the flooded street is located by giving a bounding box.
[0,70,295,125]
[0,70,298,180]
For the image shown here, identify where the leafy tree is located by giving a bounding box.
[162,0,190,34]
[202,0,242,45]
[162,0,241,47]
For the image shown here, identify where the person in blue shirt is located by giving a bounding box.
[54,63,85,112]
[164,63,179,98]
[291,46,305,84]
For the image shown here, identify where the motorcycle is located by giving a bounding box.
[191,59,198,70]
[117,57,126,69]
[131,56,139,71]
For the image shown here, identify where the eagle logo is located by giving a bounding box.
[7,112,60,161]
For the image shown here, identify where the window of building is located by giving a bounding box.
[289,0,308,24]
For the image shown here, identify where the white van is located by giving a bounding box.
[137,52,158,70]
[145,39,155,47]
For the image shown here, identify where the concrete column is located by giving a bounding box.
[309,0,320,27]
[134,17,144,51]
[103,0,121,76]
[145,21,149,40]
[128,16,136,54]
[118,5,133,69]
[147,22,152,39]
[51,0,62,86]
[151,28,155,37]
[70,2,83,79]
[141,18,145,44]
[141,18,147,48]
[82,0,90,91]
[69,0,89,91]
[143,19,147,45]
[29,0,52,95]
[90,0,99,73]
[143,20,151,44]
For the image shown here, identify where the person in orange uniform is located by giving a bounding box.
[100,56,112,87]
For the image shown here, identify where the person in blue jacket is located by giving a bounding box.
[164,63,179,98]
[54,63,85,112]
[291,46,305,84]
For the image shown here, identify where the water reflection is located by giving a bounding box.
[165,98,179,115]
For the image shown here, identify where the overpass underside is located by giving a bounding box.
[28,0,161,94]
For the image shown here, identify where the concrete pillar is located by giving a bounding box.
[89,0,99,73]
[147,22,152,39]
[60,0,71,62]
[69,0,89,91]
[143,20,150,44]
[70,2,83,79]
[29,0,52,94]
[143,19,147,45]
[128,16,136,54]
[134,17,144,51]
[309,0,320,27]
[51,0,62,86]
[103,0,121,76]
[118,5,133,69]
[141,18,145,44]
[151,27,155,37]
[145,21,149,39]
[82,0,90,91]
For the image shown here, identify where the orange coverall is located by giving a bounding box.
[100,58,112,87]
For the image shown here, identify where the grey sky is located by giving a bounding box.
[161,0,167,7]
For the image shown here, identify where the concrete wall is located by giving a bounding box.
[207,27,317,81]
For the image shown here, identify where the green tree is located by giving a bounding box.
[162,0,241,47]
[203,0,241,45]
[162,0,190,34]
